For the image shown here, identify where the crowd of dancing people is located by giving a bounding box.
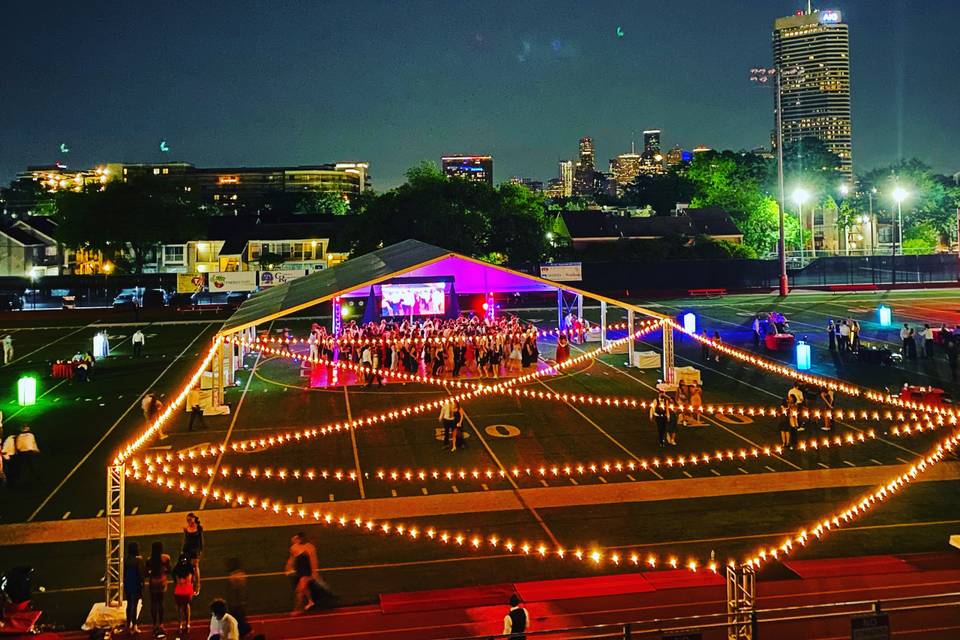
[299,315,558,381]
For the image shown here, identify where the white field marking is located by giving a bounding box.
[343,385,366,499]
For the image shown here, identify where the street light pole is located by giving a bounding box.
[797,200,805,262]
[897,200,904,256]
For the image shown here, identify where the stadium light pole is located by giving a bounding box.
[749,66,789,296]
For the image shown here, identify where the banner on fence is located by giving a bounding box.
[176,273,206,293]
[209,271,257,292]
[540,262,582,282]
[258,269,308,289]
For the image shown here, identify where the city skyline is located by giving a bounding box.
[1,1,957,189]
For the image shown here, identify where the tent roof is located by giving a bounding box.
[220,239,667,335]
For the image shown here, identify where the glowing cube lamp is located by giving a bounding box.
[796,341,812,371]
[17,375,37,406]
[878,305,892,328]
[681,312,697,334]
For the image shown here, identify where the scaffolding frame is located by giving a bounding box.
[726,563,757,640]
[104,463,125,608]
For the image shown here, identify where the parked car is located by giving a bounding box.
[0,293,23,311]
[112,292,139,309]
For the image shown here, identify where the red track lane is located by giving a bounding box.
[56,560,960,640]
[56,562,960,640]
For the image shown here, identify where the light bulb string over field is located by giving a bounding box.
[258,322,632,349]
[741,429,960,569]
[131,429,884,487]
[222,320,665,455]
[125,464,719,574]
[114,337,224,464]
[125,427,960,576]
[673,321,959,419]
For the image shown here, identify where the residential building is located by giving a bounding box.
[0,217,61,276]
[545,178,566,199]
[773,7,853,178]
[441,155,493,185]
[155,215,351,274]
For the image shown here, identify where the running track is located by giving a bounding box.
[55,552,960,639]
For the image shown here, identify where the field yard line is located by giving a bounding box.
[534,376,645,463]
[27,322,215,522]
[3,322,93,367]
[342,385,366,499]
[199,324,270,509]
[652,304,924,457]
[452,396,561,547]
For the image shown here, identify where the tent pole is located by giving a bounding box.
[627,309,635,367]
[600,301,608,349]
[557,289,564,332]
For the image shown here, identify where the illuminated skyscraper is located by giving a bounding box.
[610,143,642,194]
[441,155,493,185]
[558,160,574,197]
[642,130,661,156]
[573,137,596,196]
[773,7,852,177]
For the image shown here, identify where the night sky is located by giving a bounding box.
[2,1,957,188]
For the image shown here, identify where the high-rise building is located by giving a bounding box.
[773,7,853,177]
[441,155,493,185]
[610,143,642,194]
[664,145,690,168]
[508,177,543,192]
[642,130,661,156]
[558,160,574,197]
[573,137,596,196]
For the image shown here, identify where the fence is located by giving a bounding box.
[441,590,960,640]
[525,253,960,296]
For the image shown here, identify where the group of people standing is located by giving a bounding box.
[0,422,39,488]
[648,381,703,447]
[827,318,862,353]
[123,513,215,638]
[778,382,835,450]
[304,315,543,382]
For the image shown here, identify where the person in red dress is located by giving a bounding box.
[555,334,570,364]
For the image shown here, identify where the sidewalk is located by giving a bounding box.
[3,461,957,546]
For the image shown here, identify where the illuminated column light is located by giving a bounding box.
[17,375,37,406]
[681,312,696,334]
[878,305,892,327]
[796,340,811,371]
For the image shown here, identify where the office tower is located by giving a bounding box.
[558,160,574,197]
[773,7,853,177]
[441,155,494,185]
[573,137,596,196]
[610,143,642,194]
[642,130,661,156]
